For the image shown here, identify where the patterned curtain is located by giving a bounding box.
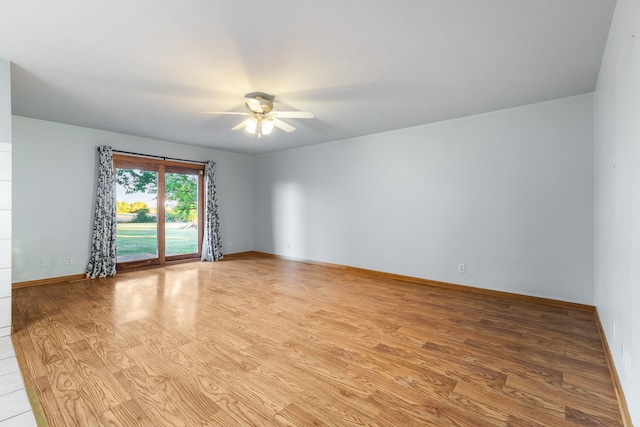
[86,145,117,278]
[201,160,223,261]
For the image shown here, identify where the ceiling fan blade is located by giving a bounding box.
[244,97,263,113]
[201,111,249,115]
[231,118,252,131]
[272,118,296,132]
[270,111,314,119]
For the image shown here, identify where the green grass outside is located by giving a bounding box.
[117,222,198,261]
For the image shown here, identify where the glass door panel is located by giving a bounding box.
[115,168,159,263]
[165,172,199,257]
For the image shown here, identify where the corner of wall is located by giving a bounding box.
[0,58,13,337]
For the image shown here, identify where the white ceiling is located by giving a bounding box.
[0,0,616,155]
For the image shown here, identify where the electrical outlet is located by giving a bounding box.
[51,257,57,267]
[622,343,632,380]
[41,258,50,268]
[458,263,466,273]
[612,320,616,339]
[228,240,233,247]
[66,257,73,265]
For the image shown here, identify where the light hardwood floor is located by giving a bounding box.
[11,253,624,426]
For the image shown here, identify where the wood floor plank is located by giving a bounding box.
[11,253,625,426]
[101,399,154,427]
[194,374,282,427]
[274,403,328,427]
[32,375,68,427]
[565,406,620,427]
[453,379,574,427]
[505,374,621,423]
[45,360,108,427]
[28,319,65,366]
[113,365,194,427]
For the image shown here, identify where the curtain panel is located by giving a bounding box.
[86,145,117,278]
[201,160,223,261]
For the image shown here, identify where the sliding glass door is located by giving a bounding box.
[115,167,159,263]
[114,155,204,269]
[164,169,201,257]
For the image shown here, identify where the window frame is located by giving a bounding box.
[113,154,205,270]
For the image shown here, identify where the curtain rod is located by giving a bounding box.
[112,149,207,165]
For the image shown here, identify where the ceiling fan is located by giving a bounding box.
[202,92,314,137]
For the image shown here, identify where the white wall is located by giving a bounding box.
[254,94,595,304]
[0,59,11,337]
[594,0,640,422]
[11,116,253,283]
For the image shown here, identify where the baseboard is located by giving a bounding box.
[221,251,255,259]
[12,274,88,289]
[594,309,633,427]
[249,251,595,312]
[13,257,206,288]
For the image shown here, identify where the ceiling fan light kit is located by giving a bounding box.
[260,118,274,134]
[245,116,274,137]
[202,92,314,137]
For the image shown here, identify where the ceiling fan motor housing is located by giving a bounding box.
[245,93,274,114]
